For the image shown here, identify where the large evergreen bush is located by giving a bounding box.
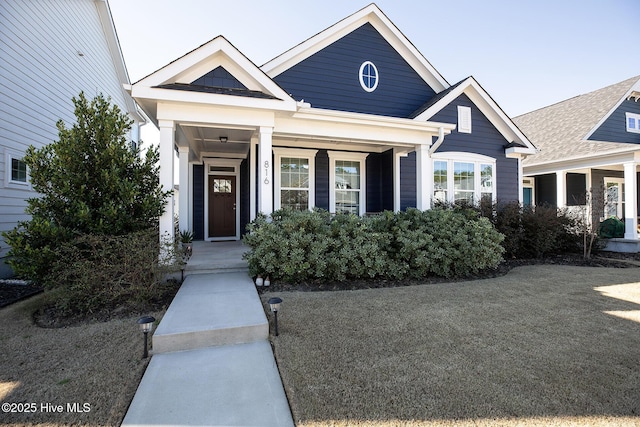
[2,93,175,315]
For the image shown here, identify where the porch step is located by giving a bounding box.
[183,264,248,277]
[183,240,251,277]
[152,272,267,354]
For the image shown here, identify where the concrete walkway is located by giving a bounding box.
[121,271,294,426]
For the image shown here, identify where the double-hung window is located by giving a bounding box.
[328,151,368,215]
[273,148,317,211]
[432,152,496,204]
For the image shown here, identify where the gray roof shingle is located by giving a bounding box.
[513,76,640,166]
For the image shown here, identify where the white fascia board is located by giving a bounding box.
[277,109,454,146]
[415,77,536,152]
[261,4,448,92]
[523,149,640,176]
[292,106,456,134]
[156,102,275,129]
[584,77,640,140]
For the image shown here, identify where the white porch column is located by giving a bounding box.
[517,157,524,205]
[158,120,175,243]
[258,127,273,215]
[556,170,567,208]
[178,146,190,234]
[250,136,257,220]
[393,149,408,212]
[623,161,638,239]
[415,144,432,211]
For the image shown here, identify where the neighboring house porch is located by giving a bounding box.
[515,76,640,248]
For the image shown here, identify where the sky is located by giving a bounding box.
[108,0,640,118]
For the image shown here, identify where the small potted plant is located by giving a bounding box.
[180,230,194,257]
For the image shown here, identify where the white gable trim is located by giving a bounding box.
[413,76,536,154]
[261,4,448,93]
[134,36,296,108]
[584,77,640,141]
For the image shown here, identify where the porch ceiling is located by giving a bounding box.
[178,124,251,159]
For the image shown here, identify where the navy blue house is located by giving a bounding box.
[132,4,536,242]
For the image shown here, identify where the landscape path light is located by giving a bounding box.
[137,315,156,359]
[268,297,282,336]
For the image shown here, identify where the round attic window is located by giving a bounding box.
[359,61,379,92]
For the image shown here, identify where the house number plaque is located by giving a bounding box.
[264,161,270,184]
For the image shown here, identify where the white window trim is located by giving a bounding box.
[625,112,640,133]
[457,105,472,133]
[273,148,317,211]
[359,61,379,93]
[431,152,496,204]
[328,151,369,215]
[4,149,30,188]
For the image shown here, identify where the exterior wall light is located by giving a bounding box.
[137,315,156,358]
[267,297,282,336]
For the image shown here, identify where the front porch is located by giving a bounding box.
[183,240,249,276]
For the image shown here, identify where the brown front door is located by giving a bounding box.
[209,175,236,238]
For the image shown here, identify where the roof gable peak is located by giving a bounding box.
[261,4,448,93]
[134,35,294,103]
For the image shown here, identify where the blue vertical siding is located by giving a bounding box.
[429,93,519,202]
[315,150,330,210]
[589,99,640,143]
[192,164,205,240]
[366,149,394,212]
[273,23,437,118]
[400,152,416,210]
[381,149,394,211]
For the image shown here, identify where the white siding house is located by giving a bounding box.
[0,0,143,277]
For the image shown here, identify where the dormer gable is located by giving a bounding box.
[412,76,536,155]
[131,36,296,121]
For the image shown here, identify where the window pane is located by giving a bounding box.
[335,161,360,190]
[281,190,309,211]
[629,117,637,130]
[433,160,448,202]
[213,179,232,193]
[480,163,493,191]
[281,157,309,189]
[11,158,27,182]
[335,190,359,214]
[454,162,474,190]
[453,162,474,203]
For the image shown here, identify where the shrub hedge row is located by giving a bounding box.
[243,207,505,283]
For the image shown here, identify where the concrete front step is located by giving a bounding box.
[152,272,267,353]
[121,341,294,427]
[183,265,249,277]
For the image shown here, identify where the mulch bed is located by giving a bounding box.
[0,281,43,308]
[259,252,640,293]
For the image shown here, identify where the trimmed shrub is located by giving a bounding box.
[243,207,504,283]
